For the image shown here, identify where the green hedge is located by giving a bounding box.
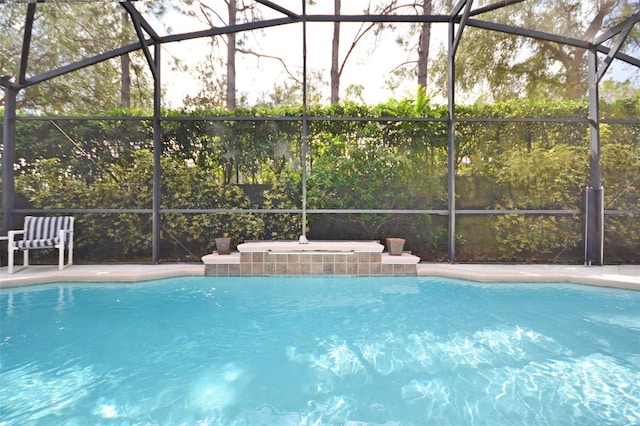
[4,97,639,263]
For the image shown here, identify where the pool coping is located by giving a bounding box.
[418,263,640,290]
[1,263,639,290]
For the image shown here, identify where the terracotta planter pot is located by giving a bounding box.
[215,237,232,255]
[386,237,405,256]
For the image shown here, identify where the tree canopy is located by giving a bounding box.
[1,0,638,112]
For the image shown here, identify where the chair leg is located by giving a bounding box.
[57,242,73,270]
[68,241,74,267]
[8,248,14,274]
[59,244,64,270]
[9,249,28,274]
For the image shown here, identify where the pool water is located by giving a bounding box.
[1,276,639,425]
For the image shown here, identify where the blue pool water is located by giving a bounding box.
[1,276,639,425]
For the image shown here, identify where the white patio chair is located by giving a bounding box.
[7,216,74,274]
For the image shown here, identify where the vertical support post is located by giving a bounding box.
[2,85,18,236]
[584,186,604,266]
[585,49,604,266]
[152,43,162,263]
[300,0,308,241]
[447,20,456,263]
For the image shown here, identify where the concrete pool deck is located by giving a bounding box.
[1,263,639,290]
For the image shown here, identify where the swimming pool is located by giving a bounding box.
[1,276,639,425]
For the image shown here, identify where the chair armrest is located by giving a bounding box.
[59,229,74,244]
[8,230,25,246]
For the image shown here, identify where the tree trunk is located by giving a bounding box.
[120,10,131,108]
[226,0,237,110]
[565,51,584,100]
[330,0,341,104]
[566,0,615,100]
[120,53,131,108]
[417,1,432,91]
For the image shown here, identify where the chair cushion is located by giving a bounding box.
[24,216,73,240]
[16,237,60,249]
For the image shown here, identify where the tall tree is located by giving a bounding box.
[330,0,341,104]
[227,0,237,110]
[526,0,623,100]
[376,0,441,99]
[431,0,639,102]
[185,0,287,109]
[329,1,398,104]
[417,1,433,92]
[120,10,132,109]
[0,5,24,105]
[0,1,163,113]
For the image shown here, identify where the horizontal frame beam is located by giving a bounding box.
[20,115,628,124]
[14,208,583,215]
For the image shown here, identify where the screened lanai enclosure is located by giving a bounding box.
[1,0,639,265]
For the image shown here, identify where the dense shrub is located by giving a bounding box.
[7,97,639,263]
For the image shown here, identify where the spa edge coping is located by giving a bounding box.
[236,240,385,252]
[201,252,421,265]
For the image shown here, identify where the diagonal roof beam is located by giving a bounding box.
[467,18,592,49]
[470,0,526,17]
[467,17,640,68]
[593,12,640,45]
[20,17,295,87]
[21,40,147,88]
[18,2,36,85]
[450,0,468,17]
[596,21,634,83]
[598,44,640,69]
[452,0,474,55]
[255,0,299,19]
[120,0,160,41]
[121,1,158,79]
[161,16,297,43]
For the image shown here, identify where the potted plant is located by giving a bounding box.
[386,237,405,256]
[214,236,233,255]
